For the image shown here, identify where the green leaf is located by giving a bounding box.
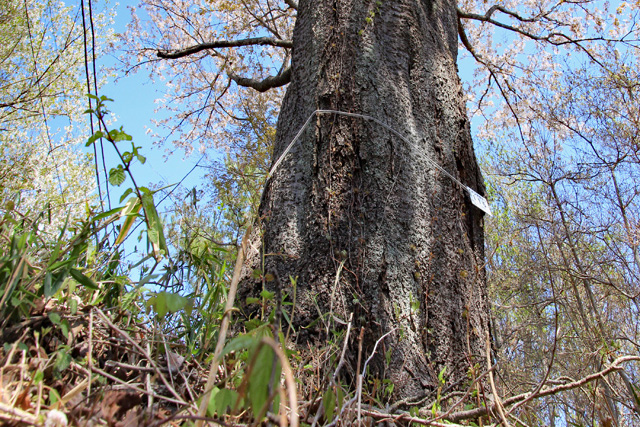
[141,192,167,258]
[248,345,280,419]
[246,297,260,305]
[336,385,344,413]
[323,388,336,421]
[53,348,71,377]
[208,388,240,416]
[33,370,44,384]
[119,188,134,204]
[109,127,132,142]
[49,312,61,325]
[114,197,142,246]
[91,205,125,222]
[206,387,220,417]
[108,166,126,186]
[222,334,258,357]
[165,292,190,313]
[49,388,61,405]
[86,130,104,146]
[69,268,99,290]
[146,292,192,318]
[438,366,447,384]
[260,289,274,300]
[43,272,53,298]
[147,292,167,318]
[122,151,133,164]
[60,319,69,339]
[45,270,68,298]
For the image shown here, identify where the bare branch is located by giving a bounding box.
[457,18,527,144]
[283,0,298,10]
[446,355,640,423]
[456,5,622,52]
[156,37,293,59]
[228,66,291,92]
[458,4,538,24]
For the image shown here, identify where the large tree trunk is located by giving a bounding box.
[242,0,489,400]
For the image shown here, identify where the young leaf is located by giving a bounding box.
[209,388,240,416]
[222,334,258,357]
[119,188,134,204]
[323,388,336,421]
[108,166,126,186]
[248,345,280,419]
[147,292,168,318]
[164,292,190,313]
[141,192,167,258]
[69,268,99,290]
[114,197,142,246]
[86,130,104,146]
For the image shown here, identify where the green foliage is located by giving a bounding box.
[208,387,241,417]
[0,205,112,328]
[146,291,194,319]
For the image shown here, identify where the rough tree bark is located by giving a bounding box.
[242,0,490,400]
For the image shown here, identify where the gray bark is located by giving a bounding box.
[242,0,489,400]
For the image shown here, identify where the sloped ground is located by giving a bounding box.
[0,301,209,427]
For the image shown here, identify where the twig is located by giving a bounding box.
[325,396,358,427]
[146,341,154,417]
[505,230,559,418]
[430,364,496,420]
[332,314,353,386]
[148,413,236,427]
[71,362,186,406]
[361,406,484,426]
[283,0,298,10]
[0,401,38,425]
[88,309,93,398]
[312,314,353,427]
[157,37,293,59]
[446,355,640,423]
[103,360,155,372]
[93,309,188,406]
[356,327,365,425]
[328,260,346,337]
[196,223,253,425]
[486,331,510,426]
[357,327,397,424]
[361,328,397,379]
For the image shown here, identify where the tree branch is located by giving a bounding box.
[446,355,640,423]
[228,66,291,92]
[283,0,298,10]
[156,37,293,59]
[456,5,619,51]
[457,4,537,24]
[457,18,527,144]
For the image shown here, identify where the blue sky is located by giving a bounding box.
[97,0,206,216]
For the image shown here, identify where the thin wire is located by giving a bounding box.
[268,109,468,191]
[80,0,104,210]
[87,0,111,211]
